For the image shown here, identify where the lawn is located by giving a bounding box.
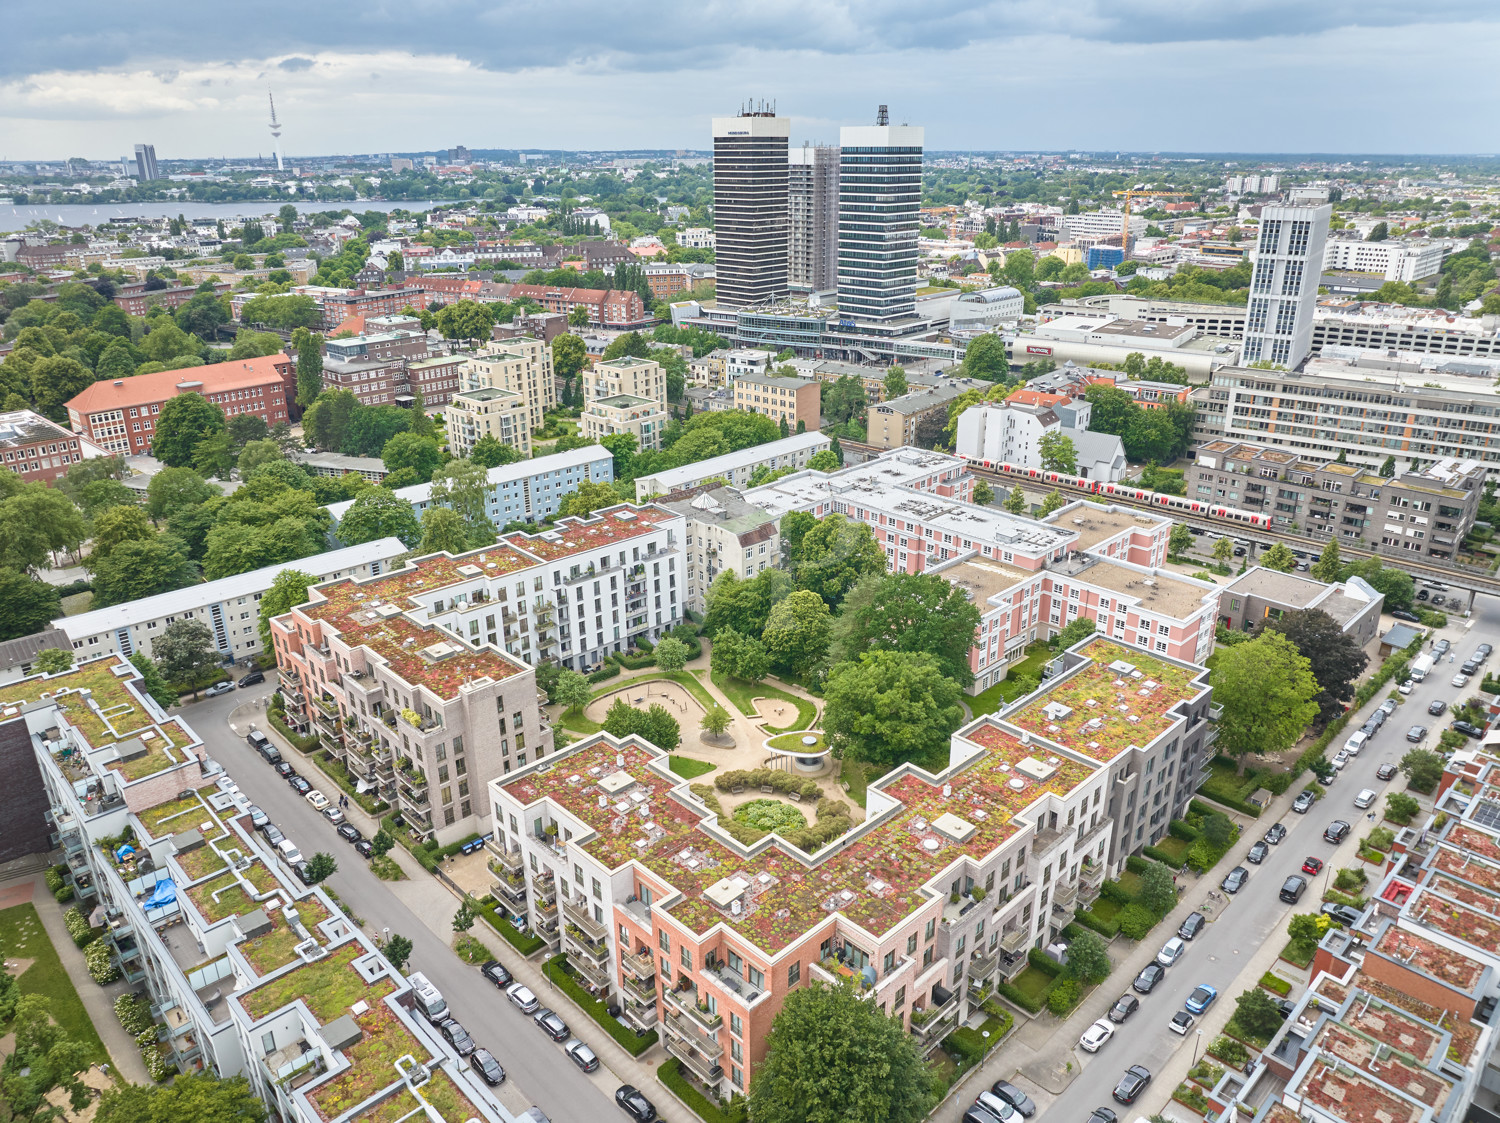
[61,592,93,616]
[239,942,396,1022]
[711,672,817,732]
[669,755,716,779]
[1279,940,1316,969]
[840,757,879,809]
[1010,966,1054,1007]
[967,644,1054,717]
[562,669,722,737]
[0,903,111,1067]
[1152,836,1192,865]
[1086,898,1124,926]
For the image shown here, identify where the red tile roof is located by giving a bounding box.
[66,354,290,415]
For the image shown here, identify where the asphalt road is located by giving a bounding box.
[1030,594,1493,1123]
[177,685,626,1123]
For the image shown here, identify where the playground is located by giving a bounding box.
[585,679,706,727]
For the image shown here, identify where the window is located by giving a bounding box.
[730,1013,743,1038]
[680,947,692,970]
[788,961,800,986]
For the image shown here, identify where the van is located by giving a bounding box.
[409,971,448,1022]
[276,838,303,865]
[1342,731,1368,757]
[1279,875,1307,904]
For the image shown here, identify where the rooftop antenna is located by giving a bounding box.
[876,104,889,126]
[268,91,284,172]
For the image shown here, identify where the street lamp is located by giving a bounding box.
[1193,1028,1203,1066]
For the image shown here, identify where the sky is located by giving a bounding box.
[6,1,1500,161]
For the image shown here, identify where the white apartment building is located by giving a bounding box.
[724,348,773,383]
[1242,202,1332,369]
[446,385,534,459]
[949,288,1025,330]
[326,445,614,530]
[657,486,782,614]
[1059,211,1147,243]
[677,227,715,249]
[584,355,667,404]
[581,356,670,453]
[956,401,1126,482]
[1322,238,1448,282]
[632,431,832,499]
[53,539,408,663]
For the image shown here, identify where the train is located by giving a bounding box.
[964,459,1276,529]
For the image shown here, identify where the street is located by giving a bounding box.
[177,687,646,1123]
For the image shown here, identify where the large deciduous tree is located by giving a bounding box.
[336,487,421,548]
[91,538,198,607]
[153,618,220,696]
[823,650,964,769]
[795,514,885,609]
[258,568,317,651]
[1038,430,1077,474]
[551,333,587,380]
[0,568,62,640]
[602,698,681,752]
[292,327,324,409]
[961,334,1010,382]
[1209,631,1320,773]
[418,507,472,555]
[150,392,226,467]
[380,432,442,484]
[2,482,87,572]
[1255,607,1369,726]
[96,1072,268,1123]
[830,572,981,687]
[704,569,793,637]
[762,589,833,680]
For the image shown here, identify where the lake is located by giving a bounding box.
[0,199,454,234]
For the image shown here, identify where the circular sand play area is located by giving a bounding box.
[752,695,804,727]
[585,679,707,726]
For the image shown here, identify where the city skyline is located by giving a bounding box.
[5,1,1500,159]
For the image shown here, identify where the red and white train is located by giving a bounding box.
[965,459,1275,529]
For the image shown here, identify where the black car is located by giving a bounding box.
[1434,639,1451,656]
[533,1008,570,1041]
[238,669,265,687]
[439,1019,476,1056]
[1391,608,1422,623]
[248,729,271,751]
[1428,699,1448,716]
[293,861,317,886]
[1321,902,1362,927]
[1107,994,1139,1023]
[289,776,312,795]
[274,761,295,778]
[336,823,363,844]
[353,840,374,859]
[1220,866,1249,894]
[615,1085,657,1123]
[1479,643,1494,659]
[1452,721,1485,739]
[1324,820,1351,843]
[1462,660,1482,677]
[1113,1066,1152,1105]
[989,1081,1037,1118]
[1265,822,1288,843]
[1088,1110,1118,1123]
[1246,841,1269,865]
[1132,963,1165,994]
[481,960,513,988]
[1406,726,1427,743]
[262,823,285,847]
[1376,762,1398,780]
[1177,912,1207,941]
[470,1049,506,1086]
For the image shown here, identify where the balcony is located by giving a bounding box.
[622,970,657,1006]
[1001,926,1030,955]
[313,695,339,719]
[489,840,522,871]
[663,1012,724,1060]
[570,948,612,990]
[492,866,527,902]
[620,997,658,1034]
[1052,881,1079,910]
[909,988,960,1051]
[532,875,557,906]
[397,769,429,799]
[663,984,723,1032]
[1208,702,1224,722]
[563,898,608,944]
[623,949,657,982]
[665,1035,724,1087]
[969,947,998,981]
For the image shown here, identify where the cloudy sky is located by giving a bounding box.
[6,1,1499,160]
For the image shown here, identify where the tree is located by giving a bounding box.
[1379,455,1397,478]
[823,651,964,769]
[1209,631,1320,773]
[603,698,681,753]
[795,514,886,609]
[1256,608,1369,725]
[150,392,225,467]
[288,326,324,409]
[556,480,622,520]
[1004,486,1027,514]
[1261,542,1296,572]
[1168,523,1193,558]
[972,479,994,506]
[258,568,317,650]
[1063,929,1111,985]
[1038,489,1066,516]
[4,994,93,1119]
[1049,617,1096,651]
[1385,791,1421,823]
[1,483,87,573]
[1233,987,1287,1041]
[780,510,817,565]
[1340,559,1414,610]
[763,590,834,679]
[1137,860,1178,915]
[89,504,156,564]
[337,488,421,548]
[1286,912,1331,953]
[153,618,219,697]
[237,438,286,478]
[303,389,359,452]
[452,899,476,933]
[568,305,590,328]
[384,933,413,972]
[226,412,270,451]
[1400,748,1444,794]
[710,627,770,683]
[129,651,179,709]
[1368,221,1389,242]
[748,980,930,1123]
[1310,539,1342,583]
[830,572,982,686]
[701,704,732,740]
[76,478,136,519]
[0,568,61,640]
[435,301,495,346]
[469,434,521,469]
[653,635,690,673]
[419,507,472,555]
[962,334,1011,381]
[883,367,908,398]
[552,333,587,380]
[428,457,496,545]
[1038,430,1077,474]
[705,569,793,637]
[551,669,592,712]
[381,432,442,483]
[1200,811,1234,851]
[806,449,840,472]
[34,647,73,674]
[174,291,228,338]
[1212,537,1235,565]
[371,829,396,858]
[89,537,198,608]
[29,356,94,421]
[600,432,637,479]
[192,430,236,480]
[602,331,650,361]
[305,852,337,882]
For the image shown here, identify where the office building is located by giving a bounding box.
[657,485,782,613]
[487,633,1215,1096]
[0,409,105,485]
[632,431,832,499]
[712,110,790,308]
[1241,202,1332,369]
[1058,211,1146,243]
[948,287,1025,331]
[133,143,159,182]
[325,445,614,531]
[731,373,820,432]
[838,108,923,323]
[273,503,684,841]
[4,657,503,1120]
[787,143,839,294]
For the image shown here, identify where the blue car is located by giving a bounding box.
[1185,984,1218,1014]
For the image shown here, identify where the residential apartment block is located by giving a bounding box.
[4,657,502,1122]
[65,357,294,456]
[1322,237,1447,282]
[325,445,614,532]
[487,634,1215,1098]
[443,336,556,458]
[0,409,105,484]
[657,485,782,614]
[731,373,820,432]
[956,392,1127,482]
[504,284,650,329]
[273,504,684,842]
[868,384,969,451]
[632,431,832,499]
[319,329,466,409]
[446,386,535,459]
[1191,440,1484,561]
[582,356,669,453]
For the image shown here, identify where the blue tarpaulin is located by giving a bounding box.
[114,844,135,862]
[141,879,176,909]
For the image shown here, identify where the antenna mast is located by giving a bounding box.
[268,92,284,172]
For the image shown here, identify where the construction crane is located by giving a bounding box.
[1111,188,1188,256]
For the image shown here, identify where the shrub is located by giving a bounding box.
[84,938,120,984]
[544,955,658,1056]
[1026,947,1064,978]
[1046,979,1082,1015]
[996,981,1047,1014]
[1333,867,1367,893]
[63,906,93,947]
[1098,879,1134,906]
[659,1058,743,1123]
[1175,1083,1210,1113]
[1074,909,1121,938]
[1365,826,1396,851]
[46,864,74,902]
[452,933,490,965]
[1167,819,1201,842]
[1208,1036,1250,1067]
[587,662,621,683]
[734,798,808,833]
[115,993,155,1036]
[1117,903,1158,941]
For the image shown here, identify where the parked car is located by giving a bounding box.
[973,1093,1017,1122]
[1301,856,1324,875]
[1376,762,1399,781]
[1185,984,1219,1014]
[336,823,363,844]
[1220,866,1249,894]
[305,790,329,811]
[274,761,295,779]
[1080,1020,1116,1053]
[1265,822,1288,843]
[963,1109,1005,1123]
[247,805,268,830]
[1433,639,1450,656]
[1379,699,1398,717]
[293,861,317,886]
[1331,750,1349,771]
[1107,994,1140,1024]
[506,983,539,1013]
[1478,643,1493,659]
[322,806,345,825]
[1452,673,1470,688]
[238,669,265,687]
[438,1019,476,1056]
[1169,1010,1196,1035]
[988,1081,1036,1118]
[1292,791,1316,814]
[1354,789,1377,809]
[533,1008,570,1041]
[262,824,285,847]
[1464,658,1483,676]
[614,1085,657,1123]
[1087,1109,1118,1123]
[1398,680,1414,695]
[204,681,235,698]
[1324,820,1351,843]
[289,776,312,795]
[1132,963,1165,994]
[1177,912,1207,941]
[470,1049,506,1086]
[1428,699,1448,716]
[276,838,303,865]
[564,1039,600,1072]
[1112,1066,1152,1105]
[1453,721,1485,739]
[1156,937,1186,968]
[1321,902,1362,927]
[480,960,512,989]
[353,840,374,859]
[1406,726,1427,743]
[1246,841,1269,864]
[1391,609,1422,623]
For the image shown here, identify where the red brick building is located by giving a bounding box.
[0,409,103,484]
[65,354,293,456]
[114,283,231,317]
[505,284,650,329]
[413,276,484,306]
[299,286,423,329]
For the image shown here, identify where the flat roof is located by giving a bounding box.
[939,558,1032,604]
[1221,567,1328,608]
[1066,558,1214,619]
[637,432,830,491]
[593,393,661,409]
[0,409,73,449]
[1047,504,1165,552]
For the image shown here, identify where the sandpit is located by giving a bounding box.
[585,679,707,726]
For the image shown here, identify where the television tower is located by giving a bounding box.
[268,91,284,171]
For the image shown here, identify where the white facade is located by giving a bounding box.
[1242,202,1332,369]
[723,348,772,383]
[1322,238,1448,282]
[677,227,715,249]
[632,431,832,499]
[956,402,1126,482]
[1059,211,1148,242]
[949,287,1025,330]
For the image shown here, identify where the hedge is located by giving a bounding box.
[544,955,659,1056]
[659,1057,743,1123]
[1098,880,1133,906]
[1168,819,1201,842]
[1074,909,1120,938]
[1047,979,1082,1015]
[472,897,546,957]
[587,663,621,684]
[996,980,1046,1014]
[1124,855,1150,875]
[313,751,386,815]
[1259,972,1292,996]
[378,815,481,870]
[945,1008,1014,1066]
[1142,843,1186,869]
[45,864,74,902]
[267,709,319,754]
[1026,947,1064,978]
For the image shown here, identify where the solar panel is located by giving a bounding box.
[1473,800,1500,830]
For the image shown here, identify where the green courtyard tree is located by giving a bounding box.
[383,933,413,971]
[96,1072,268,1123]
[602,698,681,752]
[551,669,592,712]
[823,650,964,769]
[1168,523,1193,558]
[829,572,982,686]
[419,507,471,555]
[1038,430,1077,474]
[1233,987,1287,1041]
[795,513,886,609]
[0,568,61,640]
[468,434,521,468]
[1137,860,1178,915]
[962,334,1011,381]
[150,392,226,467]
[381,432,442,483]
[972,479,994,506]
[1212,537,1235,565]
[702,704,732,740]
[1310,539,1343,582]
[1261,542,1296,572]
[153,618,220,698]
[1038,489,1066,516]
[653,635,690,673]
[1210,631,1320,773]
[258,568,317,651]
[551,332,588,380]
[145,465,219,522]
[337,487,421,548]
[305,852,337,882]
[883,366,908,398]
[763,589,834,679]
[428,457,496,545]
[1064,929,1111,985]
[34,648,73,674]
[1005,486,1027,514]
[1400,748,1444,794]
[1256,607,1369,725]
[89,538,197,608]
[292,327,324,408]
[748,980,930,1123]
[710,627,770,683]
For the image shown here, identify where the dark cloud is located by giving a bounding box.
[278,57,315,71]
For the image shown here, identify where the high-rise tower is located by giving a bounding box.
[837,106,923,323]
[787,143,839,295]
[132,144,159,182]
[711,105,790,309]
[1241,202,1331,369]
[268,92,284,171]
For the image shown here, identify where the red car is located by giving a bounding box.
[1302,857,1324,875]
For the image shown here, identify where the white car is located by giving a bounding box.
[1079,1019,1115,1053]
[506,983,539,1013]
[1156,937,1186,968]
[1354,789,1377,809]
[1452,673,1470,688]
[1331,750,1349,770]
[1168,1010,1196,1035]
[1398,680,1414,695]
[305,790,330,811]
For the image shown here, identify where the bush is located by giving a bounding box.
[84,938,120,984]
[472,896,546,956]
[267,710,319,753]
[1046,979,1082,1015]
[452,933,490,965]
[1074,909,1121,938]
[996,980,1047,1014]
[1208,1036,1250,1067]
[1117,903,1159,940]
[1259,972,1292,996]
[1143,843,1186,869]
[45,864,74,902]
[587,662,621,683]
[1098,879,1134,906]
[1168,819,1201,842]
[544,955,659,1055]
[734,798,808,833]
[63,906,93,947]
[1333,867,1367,893]
[659,1058,744,1123]
[115,992,155,1036]
[1027,947,1064,978]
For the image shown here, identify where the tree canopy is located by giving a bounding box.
[1210,631,1320,772]
[336,487,421,548]
[1255,607,1369,726]
[823,650,964,769]
[830,572,982,686]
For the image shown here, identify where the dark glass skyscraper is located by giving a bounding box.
[711,111,790,309]
[837,113,923,323]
